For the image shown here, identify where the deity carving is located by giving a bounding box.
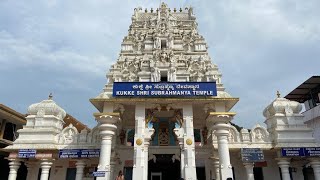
[154,37,161,49]
[167,34,174,49]
[150,67,160,82]
[119,129,126,145]
[121,68,130,81]
[160,51,167,62]
[228,131,235,143]
[254,129,265,142]
[191,27,199,39]
[168,67,176,82]
[170,55,177,67]
[188,7,194,16]
[62,125,78,144]
[128,72,137,82]
[171,110,183,127]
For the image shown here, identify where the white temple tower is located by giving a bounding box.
[90,3,238,180]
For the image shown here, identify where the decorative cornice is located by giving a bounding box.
[208,112,236,116]
[93,112,120,118]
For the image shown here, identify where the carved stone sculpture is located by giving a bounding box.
[119,129,126,145]
[151,67,160,82]
[168,67,176,82]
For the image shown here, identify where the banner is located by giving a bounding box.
[281,147,320,157]
[59,149,100,158]
[92,171,106,177]
[18,149,36,158]
[241,148,264,162]
[113,82,217,97]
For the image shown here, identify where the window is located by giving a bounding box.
[303,167,314,180]
[160,76,167,82]
[3,122,16,141]
[65,168,76,180]
[253,167,264,180]
[124,167,133,180]
[127,129,135,146]
[161,40,167,49]
[160,71,167,82]
[194,129,201,142]
[196,167,206,180]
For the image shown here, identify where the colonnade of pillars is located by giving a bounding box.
[7,159,86,180]
[210,157,320,180]
[277,158,320,180]
[7,157,320,180]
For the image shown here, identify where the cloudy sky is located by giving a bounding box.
[0,0,319,128]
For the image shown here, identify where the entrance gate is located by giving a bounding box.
[148,154,180,180]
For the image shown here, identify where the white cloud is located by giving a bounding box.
[0,30,110,76]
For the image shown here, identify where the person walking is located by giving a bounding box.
[116,170,124,180]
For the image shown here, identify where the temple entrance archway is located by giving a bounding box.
[148,154,180,180]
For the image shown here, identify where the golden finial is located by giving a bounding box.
[276,91,281,98]
[48,93,53,100]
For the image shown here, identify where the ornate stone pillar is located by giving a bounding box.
[182,104,197,180]
[310,158,320,180]
[207,113,234,180]
[40,160,53,180]
[8,159,21,180]
[75,160,86,180]
[144,128,155,180]
[243,162,254,180]
[210,157,220,180]
[180,148,185,179]
[133,103,146,180]
[95,114,119,180]
[277,158,291,180]
[174,127,185,179]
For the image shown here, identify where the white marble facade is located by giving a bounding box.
[4,3,320,180]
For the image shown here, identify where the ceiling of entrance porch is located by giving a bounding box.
[120,104,208,128]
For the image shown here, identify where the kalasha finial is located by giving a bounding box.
[277,91,281,98]
[48,93,53,100]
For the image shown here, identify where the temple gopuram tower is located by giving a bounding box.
[90,3,239,180]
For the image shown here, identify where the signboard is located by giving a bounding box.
[113,82,217,97]
[18,149,36,158]
[92,171,106,177]
[59,149,100,158]
[305,147,320,156]
[241,148,264,162]
[281,148,305,157]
